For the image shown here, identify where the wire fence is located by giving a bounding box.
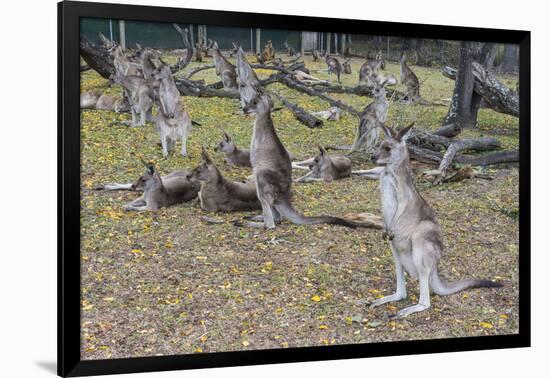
[81,18,518,70]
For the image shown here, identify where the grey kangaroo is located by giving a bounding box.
[284,41,296,57]
[123,162,200,211]
[236,52,360,229]
[399,52,421,103]
[295,146,352,183]
[152,64,192,157]
[325,55,343,83]
[110,73,154,126]
[369,123,502,318]
[214,132,252,168]
[80,90,131,112]
[352,82,389,151]
[211,41,238,90]
[343,58,352,74]
[359,51,385,86]
[136,49,160,99]
[187,148,261,212]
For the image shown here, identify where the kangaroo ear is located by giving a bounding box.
[223,132,231,142]
[201,147,212,164]
[380,123,394,138]
[318,146,327,156]
[395,122,415,142]
[146,163,156,175]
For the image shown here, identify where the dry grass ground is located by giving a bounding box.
[80,53,519,359]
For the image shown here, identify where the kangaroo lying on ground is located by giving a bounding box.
[187,148,261,212]
[210,42,238,90]
[295,146,352,183]
[110,73,154,126]
[80,91,131,112]
[214,132,252,168]
[369,123,502,318]
[325,55,343,83]
[122,162,200,211]
[236,50,361,229]
[399,52,422,104]
[152,64,192,157]
[310,107,342,121]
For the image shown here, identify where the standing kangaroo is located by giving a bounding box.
[343,58,352,74]
[352,83,389,151]
[124,163,200,211]
[152,65,192,157]
[284,41,296,57]
[187,148,261,212]
[110,73,154,127]
[295,146,352,183]
[236,51,360,229]
[359,52,385,86]
[369,123,502,318]
[399,52,421,104]
[210,42,238,90]
[214,132,252,168]
[325,55,343,83]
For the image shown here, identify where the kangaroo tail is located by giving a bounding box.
[430,271,503,296]
[276,202,361,229]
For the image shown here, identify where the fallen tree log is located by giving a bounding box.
[310,82,406,99]
[269,91,323,128]
[442,63,519,117]
[79,39,114,79]
[275,75,361,117]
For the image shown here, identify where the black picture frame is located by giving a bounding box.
[58,1,531,376]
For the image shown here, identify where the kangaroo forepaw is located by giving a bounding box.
[382,229,394,241]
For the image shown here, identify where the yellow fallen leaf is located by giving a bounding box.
[480,322,493,329]
[82,304,94,311]
[242,340,250,347]
[102,297,114,302]
[318,325,328,330]
[194,347,203,353]
[311,295,321,302]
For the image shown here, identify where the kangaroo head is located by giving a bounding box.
[132,163,162,191]
[108,71,123,86]
[241,85,272,115]
[152,64,172,80]
[372,123,414,167]
[214,132,235,153]
[109,44,124,58]
[372,83,387,100]
[309,146,330,173]
[188,148,216,181]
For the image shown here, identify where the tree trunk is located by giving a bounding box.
[441,41,477,134]
[79,39,114,79]
[470,43,497,123]
[498,44,519,73]
[441,64,519,117]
